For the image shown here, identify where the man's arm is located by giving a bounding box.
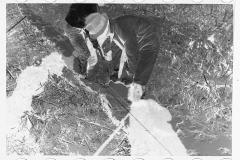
[111,41,122,70]
[123,28,140,76]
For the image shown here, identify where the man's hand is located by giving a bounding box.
[128,83,144,102]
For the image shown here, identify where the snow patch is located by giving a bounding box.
[6,52,66,132]
[208,34,215,43]
[128,99,188,156]
[7,127,42,155]
[189,40,195,49]
[189,41,194,48]
[204,44,209,49]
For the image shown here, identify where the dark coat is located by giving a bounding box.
[109,15,160,85]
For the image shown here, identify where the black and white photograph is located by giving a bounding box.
[5,2,233,157]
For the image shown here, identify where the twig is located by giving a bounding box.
[84,137,92,155]
[7,16,27,33]
[75,117,114,132]
[203,74,208,85]
[7,82,17,89]
[35,82,45,91]
[93,113,130,156]
[57,137,77,146]
[7,63,22,72]
[6,89,14,92]
[186,115,215,133]
[36,98,59,107]
[6,68,15,79]
[222,84,226,96]
[203,103,219,111]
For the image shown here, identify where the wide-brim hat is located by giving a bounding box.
[85,13,109,39]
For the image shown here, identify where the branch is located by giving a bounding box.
[57,137,79,146]
[6,68,15,79]
[203,74,208,85]
[7,16,27,33]
[186,115,215,133]
[7,82,16,89]
[36,98,59,107]
[6,89,14,92]
[75,117,114,132]
[203,103,219,111]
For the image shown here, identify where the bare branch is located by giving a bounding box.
[75,117,114,132]
[203,74,208,85]
[6,68,15,79]
[7,16,27,33]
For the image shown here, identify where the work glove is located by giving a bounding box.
[128,83,144,102]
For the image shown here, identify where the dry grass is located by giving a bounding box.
[6,4,232,156]
[7,68,130,156]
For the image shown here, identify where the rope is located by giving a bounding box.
[101,84,173,156]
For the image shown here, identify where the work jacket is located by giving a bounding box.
[108,15,160,85]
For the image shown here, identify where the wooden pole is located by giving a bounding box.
[93,113,130,156]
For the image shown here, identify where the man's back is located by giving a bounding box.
[114,15,151,33]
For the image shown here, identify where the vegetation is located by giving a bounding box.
[6,3,232,156]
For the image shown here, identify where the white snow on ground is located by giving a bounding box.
[6,52,66,132]
[6,52,66,155]
[128,100,188,156]
[6,51,188,156]
[7,51,119,134]
[127,85,188,156]
[6,51,122,155]
[208,34,215,43]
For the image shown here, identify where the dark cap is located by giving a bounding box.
[65,3,99,28]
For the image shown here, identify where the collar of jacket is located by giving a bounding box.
[109,19,125,48]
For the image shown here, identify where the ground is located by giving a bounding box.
[6,3,232,156]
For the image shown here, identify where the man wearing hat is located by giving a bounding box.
[65,4,160,99]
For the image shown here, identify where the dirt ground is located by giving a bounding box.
[6,51,231,156]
